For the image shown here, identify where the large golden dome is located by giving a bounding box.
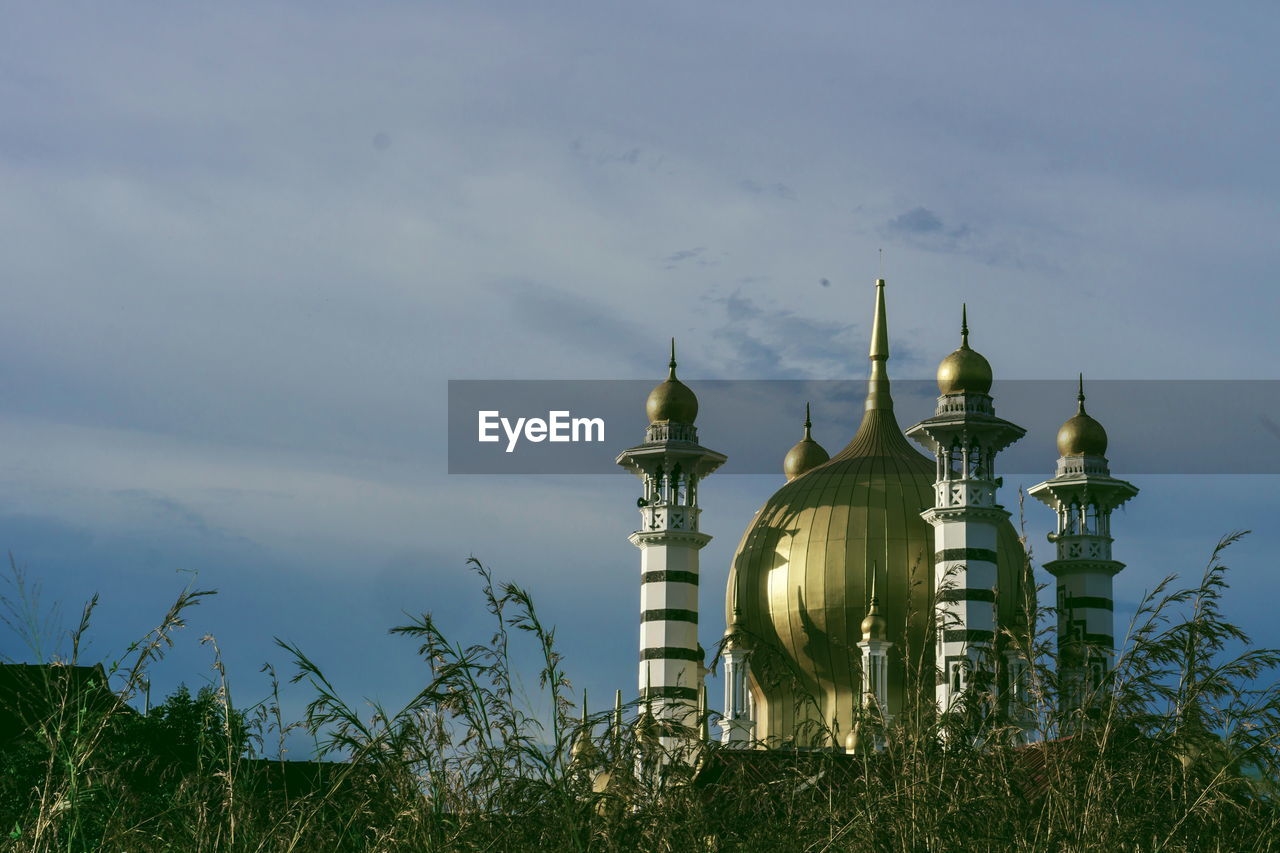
[725,282,1028,743]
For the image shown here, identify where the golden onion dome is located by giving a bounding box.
[645,339,699,424]
[725,280,1028,744]
[783,403,830,481]
[844,725,860,754]
[723,605,750,646]
[1057,374,1108,457]
[859,576,887,642]
[936,304,993,395]
[635,707,660,750]
[571,691,598,763]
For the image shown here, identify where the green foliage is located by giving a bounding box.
[0,536,1278,851]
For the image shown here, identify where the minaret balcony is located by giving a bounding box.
[1052,534,1112,562]
[642,505,698,533]
[644,422,699,444]
[935,479,997,508]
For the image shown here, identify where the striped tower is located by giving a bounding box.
[617,341,725,753]
[907,307,1025,717]
[1028,376,1137,712]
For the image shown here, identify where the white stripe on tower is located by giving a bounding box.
[907,304,1025,718]
[617,341,725,755]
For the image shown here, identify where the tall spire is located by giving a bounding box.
[669,337,678,378]
[865,279,893,412]
[1077,372,1086,414]
[803,402,813,440]
[961,303,970,348]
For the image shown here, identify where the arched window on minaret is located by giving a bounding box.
[949,442,963,479]
[1066,500,1079,534]
[969,442,984,479]
[1084,502,1098,535]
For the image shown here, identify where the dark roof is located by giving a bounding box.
[692,746,866,790]
[0,662,130,744]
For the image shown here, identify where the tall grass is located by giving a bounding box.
[2,538,1278,852]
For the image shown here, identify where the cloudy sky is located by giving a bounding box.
[2,2,1277,750]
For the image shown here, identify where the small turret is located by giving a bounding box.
[571,689,598,765]
[783,403,830,480]
[1056,374,1108,457]
[936,304,993,395]
[859,577,887,643]
[645,338,699,424]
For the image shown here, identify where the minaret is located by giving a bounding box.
[617,340,726,754]
[858,567,892,720]
[1028,376,1137,712]
[907,306,1026,717]
[717,605,754,745]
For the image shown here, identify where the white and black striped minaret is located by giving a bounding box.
[1028,376,1137,712]
[617,341,725,752]
[907,307,1025,717]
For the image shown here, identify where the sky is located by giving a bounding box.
[1,2,1277,754]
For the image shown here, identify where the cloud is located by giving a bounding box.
[661,247,714,270]
[569,138,648,168]
[487,279,655,370]
[705,289,856,379]
[739,179,796,200]
[888,206,945,235]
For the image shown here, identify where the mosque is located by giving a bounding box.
[615,278,1138,750]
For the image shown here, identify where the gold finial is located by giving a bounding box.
[669,337,678,378]
[803,402,813,439]
[613,688,623,747]
[572,688,594,762]
[961,303,970,348]
[861,560,887,642]
[865,279,893,412]
[1077,373,1087,414]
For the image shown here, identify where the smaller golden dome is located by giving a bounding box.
[783,403,829,480]
[844,725,860,754]
[860,581,887,643]
[1057,374,1108,457]
[571,733,596,763]
[936,305,993,395]
[645,339,699,424]
[635,707,660,750]
[723,606,752,648]
[572,691,598,764]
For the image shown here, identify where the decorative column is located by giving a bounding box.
[1028,376,1137,712]
[907,307,1025,717]
[717,607,754,744]
[858,571,892,721]
[617,341,726,753]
